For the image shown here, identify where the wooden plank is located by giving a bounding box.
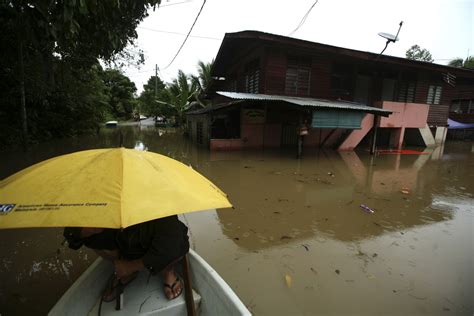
[427,104,449,126]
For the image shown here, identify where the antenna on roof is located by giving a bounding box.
[377,21,403,57]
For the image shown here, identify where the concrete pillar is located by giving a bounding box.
[418,124,436,147]
[390,127,406,150]
[338,114,374,151]
[434,127,447,145]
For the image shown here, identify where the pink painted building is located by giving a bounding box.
[186,31,474,151]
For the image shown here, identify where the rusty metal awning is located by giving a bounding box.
[216,91,393,116]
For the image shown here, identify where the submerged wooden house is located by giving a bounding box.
[186,31,474,150]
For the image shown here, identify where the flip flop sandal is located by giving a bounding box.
[163,275,183,300]
[102,271,139,303]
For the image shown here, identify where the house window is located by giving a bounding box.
[451,99,474,114]
[427,85,442,105]
[196,121,203,145]
[285,56,311,96]
[331,63,353,99]
[210,109,241,139]
[244,59,259,93]
[397,81,416,103]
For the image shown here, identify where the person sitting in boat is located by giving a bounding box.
[63,215,189,302]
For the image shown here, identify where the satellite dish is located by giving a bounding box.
[377,21,403,56]
[378,32,399,42]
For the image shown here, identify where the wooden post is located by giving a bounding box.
[182,254,196,316]
[370,115,378,155]
[297,111,303,159]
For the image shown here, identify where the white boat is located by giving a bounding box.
[49,249,251,316]
[105,121,118,127]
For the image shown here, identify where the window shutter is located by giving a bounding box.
[398,81,416,103]
[427,85,442,105]
[311,110,364,129]
[285,56,311,95]
[244,60,260,93]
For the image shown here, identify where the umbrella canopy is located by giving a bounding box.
[0,148,232,229]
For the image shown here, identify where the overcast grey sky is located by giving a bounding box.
[125,0,473,93]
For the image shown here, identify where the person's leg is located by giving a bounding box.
[93,249,138,302]
[160,257,184,300]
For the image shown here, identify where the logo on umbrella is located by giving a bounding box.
[0,204,16,215]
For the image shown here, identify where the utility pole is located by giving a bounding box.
[155,64,158,97]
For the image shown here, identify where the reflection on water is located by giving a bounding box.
[0,126,472,315]
[214,150,455,251]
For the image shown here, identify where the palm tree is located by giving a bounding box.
[191,59,214,107]
[166,70,198,126]
[448,56,474,69]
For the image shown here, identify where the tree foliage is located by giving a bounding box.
[138,75,170,118]
[405,45,433,62]
[448,56,474,69]
[0,0,159,149]
[166,70,198,126]
[101,69,137,120]
[191,60,214,107]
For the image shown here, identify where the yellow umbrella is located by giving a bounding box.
[0,148,232,229]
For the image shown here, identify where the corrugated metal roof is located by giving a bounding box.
[216,91,393,116]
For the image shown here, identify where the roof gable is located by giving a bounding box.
[212,30,474,78]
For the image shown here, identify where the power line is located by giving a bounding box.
[159,0,193,8]
[289,0,319,36]
[138,26,220,40]
[163,0,207,70]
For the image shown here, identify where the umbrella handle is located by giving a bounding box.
[115,282,124,310]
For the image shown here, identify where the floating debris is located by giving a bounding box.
[280,235,292,240]
[310,267,318,275]
[302,244,310,251]
[335,269,340,275]
[360,204,375,214]
[285,274,292,288]
[401,188,410,194]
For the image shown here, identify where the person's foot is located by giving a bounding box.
[102,272,138,302]
[162,269,183,300]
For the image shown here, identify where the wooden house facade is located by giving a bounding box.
[187,31,474,150]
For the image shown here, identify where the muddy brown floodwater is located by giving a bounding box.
[0,125,473,315]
